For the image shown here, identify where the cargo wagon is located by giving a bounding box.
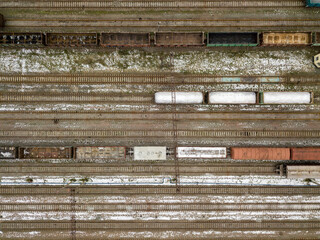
[208,92,257,104]
[0,147,16,159]
[306,0,320,7]
[46,33,98,47]
[176,147,227,159]
[285,165,320,179]
[207,32,259,46]
[76,146,126,160]
[262,32,312,46]
[155,92,204,104]
[313,32,320,46]
[133,146,167,160]
[231,147,291,160]
[259,92,313,104]
[0,14,3,28]
[100,33,150,47]
[155,32,204,46]
[291,148,320,161]
[19,147,73,159]
[0,33,43,46]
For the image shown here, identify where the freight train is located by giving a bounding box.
[0,32,319,47]
[1,146,320,161]
[154,91,314,105]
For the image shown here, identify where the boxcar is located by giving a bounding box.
[76,146,126,160]
[306,0,320,7]
[18,147,72,159]
[0,33,43,46]
[207,32,259,46]
[133,146,167,160]
[0,14,4,28]
[155,92,204,104]
[286,165,320,178]
[155,32,204,46]
[314,32,320,46]
[262,32,312,45]
[208,92,257,104]
[0,147,16,159]
[100,33,150,47]
[176,147,227,159]
[46,33,98,46]
[291,148,320,161]
[231,148,290,160]
[259,92,313,104]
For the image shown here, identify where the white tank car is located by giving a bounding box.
[155,92,203,104]
[208,92,257,104]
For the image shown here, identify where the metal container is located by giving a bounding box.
[46,33,98,46]
[259,92,313,104]
[155,92,204,104]
[176,147,227,159]
[207,32,259,46]
[76,146,126,160]
[262,32,312,45]
[100,33,150,47]
[291,148,320,161]
[134,146,166,160]
[208,92,257,104]
[19,147,72,159]
[155,32,204,46]
[0,147,16,159]
[0,33,43,46]
[231,147,290,160]
[306,0,320,7]
[286,165,320,178]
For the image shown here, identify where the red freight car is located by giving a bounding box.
[231,147,290,160]
[291,148,320,161]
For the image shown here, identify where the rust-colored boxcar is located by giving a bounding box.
[291,148,320,161]
[0,147,16,159]
[100,33,150,47]
[76,146,126,160]
[231,147,290,160]
[262,32,312,45]
[155,32,204,46]
[46,33,98,46]
[19,147,72,159]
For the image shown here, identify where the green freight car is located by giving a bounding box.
[207,32,259,47]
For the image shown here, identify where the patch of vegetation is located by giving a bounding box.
[26,177,33,183]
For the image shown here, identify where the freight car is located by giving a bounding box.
[133,146,167,160]
[155,92,204,104]
[18,147,73,159]
[306,0,320,7]
[291,148,320,161]
[208,92,257,104]
[0,14,4,28]
[0,147,16,159]
[262,32,312,46]
[231,148,291,160]
[176,147,227,159]
[207,32,259,46]
[0,33,43,46]
[155,32,204,46]
[75,146,126,160]
[100,33,150,47]
[277,165,320,179]
[259,92,313,104]
[46,33,98,47]
[314,33,320,46]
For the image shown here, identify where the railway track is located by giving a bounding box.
[0,74,318,84]
[0,0,305,9]
[0,129,319,138]
[2,220,320,230]
[1,186,319,195]
[0,163,277,176]
[2,203,319,211]
[5,19,320,30]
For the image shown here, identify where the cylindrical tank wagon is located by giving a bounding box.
[155,92,204,104]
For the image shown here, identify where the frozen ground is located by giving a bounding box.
[0,48,318,75]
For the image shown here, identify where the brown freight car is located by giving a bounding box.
[18,147,72,159]
[291,148,320,161]
[231,147,290,160]
[100,33,150,47]
[154,32,204,46]
[46,33,98,47]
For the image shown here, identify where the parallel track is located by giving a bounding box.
[0,0,305,9]
[0,129,319,138]
[1,186,319,195]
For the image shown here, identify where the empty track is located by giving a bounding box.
[0,0,305,9]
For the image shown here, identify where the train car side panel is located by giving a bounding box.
[18,147,72,159]
[262,32,312,45]
[133,146,166,160]
[46,33,98,46]
[231,148,290,160]
[291,148,320,161]
[287,165,320,178]
[176,147,227,158]
[100,33,150,47]
[155,32,204,46]
[207,32,259,46]
[0,33,43,46]
[76,146,126,160]
[0,147,16,159]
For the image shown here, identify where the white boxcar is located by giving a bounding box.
[155,92,203,104]
[134,146,167,160]
[286,165,320,179]
[263,92,312,104]
[208,92,257,104]
[177,147,227,159]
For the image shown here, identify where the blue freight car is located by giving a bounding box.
[306,0,320,7]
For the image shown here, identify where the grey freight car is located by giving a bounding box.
[76,146,126,160]
[155,32,204,46]
[283,165,320,179]
[100,33,150,47]
[0,147,16,159]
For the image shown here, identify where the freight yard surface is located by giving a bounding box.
[0,1,320,240]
